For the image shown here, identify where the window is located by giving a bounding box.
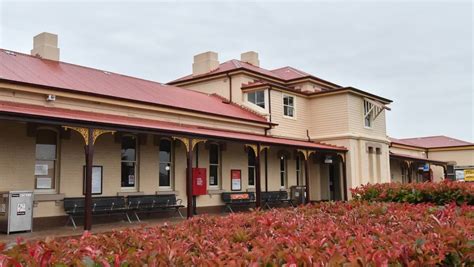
[159,139,173,188]
[209,144,220,187]
[296,155,303,185]
[280,156,287,188]
[35,129,58,190]
[121,135,137,188]
[283,95,295,117]
[248,90,265,109]
[248,150,256,187]
[364,100,374,128]
[446,164,455,180]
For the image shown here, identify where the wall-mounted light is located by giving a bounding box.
[324,156,333,164]
[46,94,56,102]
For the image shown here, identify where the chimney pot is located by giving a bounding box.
[192,51,219,76]
[241,51,259,67]
[31,32,60,61]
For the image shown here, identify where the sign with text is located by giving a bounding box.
[231,169,242,191]
[464,169,474,182]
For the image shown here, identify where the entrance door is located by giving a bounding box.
[328,164,342,201]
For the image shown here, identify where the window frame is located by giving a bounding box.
[34,128,59,193]
[363,99,374,128]
[247,90,266,109]
[208,143,220,188]
[120,135,138,191]
[247,150,256,188]
[158,138,173,190]
[296,155,303,186]
[282,94,295,118]
[279,156,287,189]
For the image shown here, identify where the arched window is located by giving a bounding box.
[248,150,256,187]
[159,139,173,189]
[35,129,58,190]
[121,135,137,189]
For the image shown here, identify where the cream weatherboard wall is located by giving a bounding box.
[0,119,334,218]
[429,149,474,166]
[268,90,311,140]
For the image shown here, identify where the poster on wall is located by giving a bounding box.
[36,177,52,189]
[34,164,48,175]
[83,165,103,195]
[231,169,242,191]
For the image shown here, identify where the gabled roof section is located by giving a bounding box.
[271,66,312,80]
[391,136,474,149]
[169,59,341,89]
[0,49,268,124]
[169,59,283,84]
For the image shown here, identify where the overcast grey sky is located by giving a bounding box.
[1,1,472,141]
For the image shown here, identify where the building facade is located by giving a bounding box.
[3,32,467,230]
[389,136,474,183]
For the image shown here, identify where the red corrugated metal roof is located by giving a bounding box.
[0,100,346,151]
[270,66,312,80]
[390,136,473,148]
[389,152,447,165]
[169,60,341,89]
[0,49,268,124]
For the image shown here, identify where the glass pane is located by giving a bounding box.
[248,167,255,186]
[121,162,135,187]
[280,172,285,187]
[121,136,136,161]
[35,160,55,189]
[288,107,294,117]
[159,139,171,162]
[284,106,288,116]
[248,92,256,104]
[209,144,219,164]
[283,96,288,105]
[296,157,300,170]
[256,91,264,103]
[288,96,294,106]
[159,163,171,187]
[209,165,219,186]
[280,158,285,171]
[36,130,56,145]
[248,150,256,166]
[36,144,56,160]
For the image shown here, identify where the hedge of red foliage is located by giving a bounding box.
[1,202,473,266]
[351,181,474,205]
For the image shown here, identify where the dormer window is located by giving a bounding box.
[283,94,295,118]
[247,90,265,109]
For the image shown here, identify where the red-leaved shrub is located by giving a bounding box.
[351,181,474,205]
[0,202,473,266]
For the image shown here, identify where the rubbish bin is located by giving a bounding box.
[0,191,34,234]
[290,186,306,205]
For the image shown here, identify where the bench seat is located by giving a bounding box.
[221,192,256,213]
[63,196,131,229]
[127,194,184,221]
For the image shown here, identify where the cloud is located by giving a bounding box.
[1,1,472,141]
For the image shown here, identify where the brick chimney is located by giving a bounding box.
[192,51,219,76]
[31,32,60,61]
[241,51,259,67]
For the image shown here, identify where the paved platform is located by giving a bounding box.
[0,216,185,246]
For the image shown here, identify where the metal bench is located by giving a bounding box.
[221,192,256,213]
[261,191,295,209]
[127,194,184,221]
[64,196,131,229]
